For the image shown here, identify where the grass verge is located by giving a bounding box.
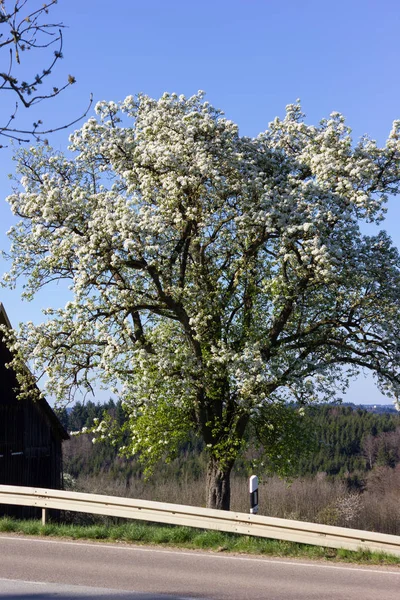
[0,516,399,566]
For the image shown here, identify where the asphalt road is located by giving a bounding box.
[0,535,400,600]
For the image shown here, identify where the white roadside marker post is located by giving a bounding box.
[249,475,259,514]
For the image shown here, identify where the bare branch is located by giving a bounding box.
[0,1,92,146]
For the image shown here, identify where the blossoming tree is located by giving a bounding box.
[3,92,400,509]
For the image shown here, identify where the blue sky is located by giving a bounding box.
[1,0,400,404]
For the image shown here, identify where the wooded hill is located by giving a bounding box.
[58,401,400,487]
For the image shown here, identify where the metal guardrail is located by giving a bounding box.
[1,484,400,557]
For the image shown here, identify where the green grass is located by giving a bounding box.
[0,516,399,566]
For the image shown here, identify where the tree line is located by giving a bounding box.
[58,401,400,487]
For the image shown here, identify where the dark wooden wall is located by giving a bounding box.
[0,401,63,489]
[0,324,66,518]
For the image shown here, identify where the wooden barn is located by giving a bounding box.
[0,302,69,516]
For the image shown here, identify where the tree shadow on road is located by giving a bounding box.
[0,591,207,599]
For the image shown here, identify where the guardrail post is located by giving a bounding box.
[42,508,47,526]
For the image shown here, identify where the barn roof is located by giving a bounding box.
[0,302,69,441]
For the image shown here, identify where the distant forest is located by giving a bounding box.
[58,401,400,488]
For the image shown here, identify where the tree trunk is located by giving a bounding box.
[206,456,233,510]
